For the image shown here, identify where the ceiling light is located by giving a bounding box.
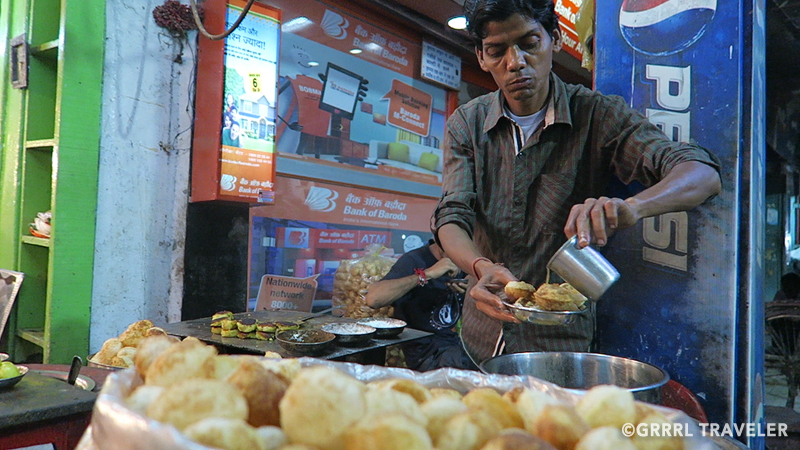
[349,48,363,54]
[307,61,319,67]
[282,17,312,33]
[447,16,467,30]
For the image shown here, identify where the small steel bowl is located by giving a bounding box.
[357,318,406,338]
[504,301,589,326]
[276,329,336,356]
[0,364,28,390]
[321,322,376,345]
[0,353,8,362]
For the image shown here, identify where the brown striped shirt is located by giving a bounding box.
[434,74,720,362]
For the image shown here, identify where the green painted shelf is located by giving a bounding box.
[0,0,104,363]
[21,235,51,247]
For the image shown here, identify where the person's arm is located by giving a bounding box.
[564,161,721,248]
[365,258,461,309]
[438,224,520,323]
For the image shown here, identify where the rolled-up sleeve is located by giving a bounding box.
[598,94,721,187]
[434,109,478,239]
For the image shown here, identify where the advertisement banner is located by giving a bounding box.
[594,0,764,438]
[555,0,584,60]
[275,0,448,188]
[384,79,432,136]
[277,0,419,78]
[219,0,280,202]
[251,176,437,233]
[255,274,318,312]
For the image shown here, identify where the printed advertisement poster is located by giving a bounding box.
[219,0,280,202]
[252,176,437,232]
[275,0,449,186]
[554,0,584,60]
[248,175,438,309]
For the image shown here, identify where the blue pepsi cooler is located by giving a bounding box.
[594,1,765,449]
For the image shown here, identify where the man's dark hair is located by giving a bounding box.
[464,0,559,47]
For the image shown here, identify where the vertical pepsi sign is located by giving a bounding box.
[594,1,765,447]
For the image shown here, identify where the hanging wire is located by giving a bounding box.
[189,0,258,40]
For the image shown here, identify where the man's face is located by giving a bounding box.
[231,124,240,138]
[476,14,562,116]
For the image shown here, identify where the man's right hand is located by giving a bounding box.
[470,264,521,323]
[424,258,460,279]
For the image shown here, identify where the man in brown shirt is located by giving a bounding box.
[434,0,722,363]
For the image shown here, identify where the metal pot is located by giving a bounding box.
[480,352,669,404]
[547,236,620,300]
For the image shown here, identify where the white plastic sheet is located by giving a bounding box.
[76,357,720,450]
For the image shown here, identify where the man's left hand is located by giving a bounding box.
[564,197,639,248]
[446,279,468,294]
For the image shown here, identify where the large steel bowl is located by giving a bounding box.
[276,329,336,356]
[480,352,669,404]
[321,323,376,345]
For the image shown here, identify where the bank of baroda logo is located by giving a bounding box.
[304,186,339,212]
[320,10,349,40]
[619,0,717,56]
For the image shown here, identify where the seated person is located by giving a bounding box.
[365,239,477,371]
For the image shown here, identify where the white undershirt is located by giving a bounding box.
[506,107,546,155]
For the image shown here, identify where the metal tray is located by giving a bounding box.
[0,364,28,390]
[504,301,589,326]
[32,369,96,391]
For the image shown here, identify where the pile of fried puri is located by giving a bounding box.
[120,336,684,450]
[505,281,589,312]
[89,319,174,368]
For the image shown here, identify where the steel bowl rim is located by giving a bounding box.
[275,329,336,346]
[87,353,125,371]
[356,318,406,337]
[480,351,670,394]
[504,300,588,325]
[0,364,28,389]
[321,323,376,344]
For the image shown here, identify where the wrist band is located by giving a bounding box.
[414,268,428,286]
[471,257,493,279]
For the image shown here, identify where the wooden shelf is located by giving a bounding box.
[16,329,45,348]
[21,235,51,247]
[25,139,56,150]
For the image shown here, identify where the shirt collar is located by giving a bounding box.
[482,73,573,134]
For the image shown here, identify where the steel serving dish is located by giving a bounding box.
[356,318,406,338]
[504,300,589,326]
[547,236,620,300]
[276,329,336,356]
[480,352,669,404]
[87,353,124,371]
[0,364,28,390]
[321,322,376,345]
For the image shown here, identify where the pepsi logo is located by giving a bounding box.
[619,0,717,56]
